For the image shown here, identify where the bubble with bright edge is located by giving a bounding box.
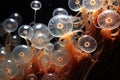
[1,58,19,79]
[3,18,18,33]
[78,35,97,53]
[12,45,33,64]
[42,73,59,80]
[52,49,71,66]
[68,0,82,12]
[83,0,104,12]
[48,15,73,37]
[31,34,49,49]
[53,7,68,16]
[25,74,37,80]
[18,25,34,40]
[97,10,120,30]
[32,23,53,40]
[30,0,42,11]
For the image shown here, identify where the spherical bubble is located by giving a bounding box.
[32,23,53,40]
[45,43,54,52]
[1,58,19,79]
[31,34,49,49]
[10,12,22,25]
[3,18,18,33]
[12,45,33,64]
[68,0,82,12]
[30,0,42,11]
[53,7,68,16]
[78,35,97,53]
[83,0,104,12]
[97,10,120,30]
[18,25,34,40]
[48,15,73,37]
[42,73,59,80]
[52,49,71,66]
[25,74,37,80]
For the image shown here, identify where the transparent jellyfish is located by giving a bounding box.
[97,10,120,30]
[31,34,49,49]
[12,45,33,64]
[42,73,59,80]
[48,15,73,37]
[32,23,53,40]
[68,0,83,12]
[3,18,18,33]
[25,74,37,80]
[78,35,97,53]
[30,0,42,11]
[1,58,19,79]
[18,25,34,40]
[83,0,104,12]
[52,49,71,66]
[52,7,68,16]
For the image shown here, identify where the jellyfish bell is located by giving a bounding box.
[48,15,73,37]
[83,0,104,12]
[42,73,59,80]
[97,10,120,30]
[78,35,97,53]
[30,0,42,11]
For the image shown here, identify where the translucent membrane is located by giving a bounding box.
[48,15,73,37]
[30,0,42,11]
[83,0,104,12]
[3,18,18,33]
[25,74,37,80]
[97,10,120,30]
[68,0,83,12]
[12,45,33,64]
[42,73,59,80]
[78,35,97,53]
[53,7,68,16]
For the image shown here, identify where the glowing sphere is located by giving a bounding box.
[97,10,120,30]
[52,49,70,66]
[53,7,68,16]
[83,0,104,12]
[30,0,42,11]
[42,73,59,80]
[31,34,49,49]
[32,23,53,40]
[48,15,73,37]
[68,0,82,12]
[25,74,37,80]
[12,45,33,64]
[78,35,97,53]
[3,18,18,33]
[18,25,34,40]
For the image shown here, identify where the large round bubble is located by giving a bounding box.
[48,15,73,37]
[78,35,97,53]
[42,73,59,80]
[30,0,42,11]
[97,10,120,30]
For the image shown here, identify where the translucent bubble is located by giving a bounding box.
[42,73,59,80]
[52,49,71,66]
[3,18,18,33]
[1,58,19,79]
[12,45,33,64]
[32,23,53,40]
[18,25,34,40]
[78,35,97,53]
[83,0,104,12]
[48,15,73,37]
[30,0,42,11]
[10,12,22,25]
[31,34,49,49]
[53,7,68,16]
[25,74,37,80]
[97,10,120,30]
[68,0,82,12]
[45,43,54,52]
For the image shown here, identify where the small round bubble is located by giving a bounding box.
[53,7,68,16]
[25,74,37,80]
[3,18,18,33]
[30,0,42,11]
[42,73,59,80]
